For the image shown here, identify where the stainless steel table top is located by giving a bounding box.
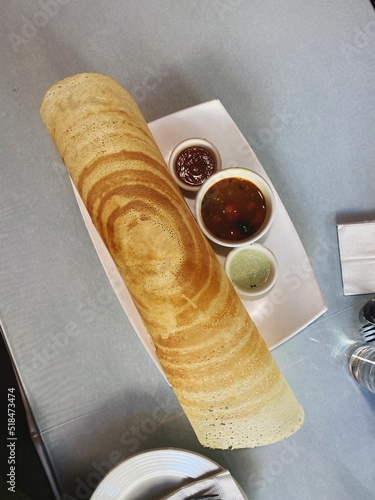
[1,1,375,499]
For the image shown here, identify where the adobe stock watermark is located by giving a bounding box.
[129,66,171,103]
[252,107,298,152]
[25,287,117,373]
[8,0,72,54]
[60,404,167,500]
[252,236,333,328]
[212,0,244,22]
[224,139,258,169]
[222,106,297,168]
[341,19,375,63]
[247,438,300,491]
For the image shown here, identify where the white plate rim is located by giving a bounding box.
[91,447,224,500]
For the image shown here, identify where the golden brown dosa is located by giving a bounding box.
[40,73,304,449]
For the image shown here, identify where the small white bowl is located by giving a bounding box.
[168,138,222,192]
[194,167,275,247]
[225,244,279,298]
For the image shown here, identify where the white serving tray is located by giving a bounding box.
[73,100,327,380]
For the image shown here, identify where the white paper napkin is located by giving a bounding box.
[337,221,375,295]
[163,469,247,499]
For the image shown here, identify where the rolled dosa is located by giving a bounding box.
[40,73,304,449]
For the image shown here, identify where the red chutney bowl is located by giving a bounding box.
[168,138,222,192]
[194,167,275,247]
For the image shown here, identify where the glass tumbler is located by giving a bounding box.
[347,342,375,393]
